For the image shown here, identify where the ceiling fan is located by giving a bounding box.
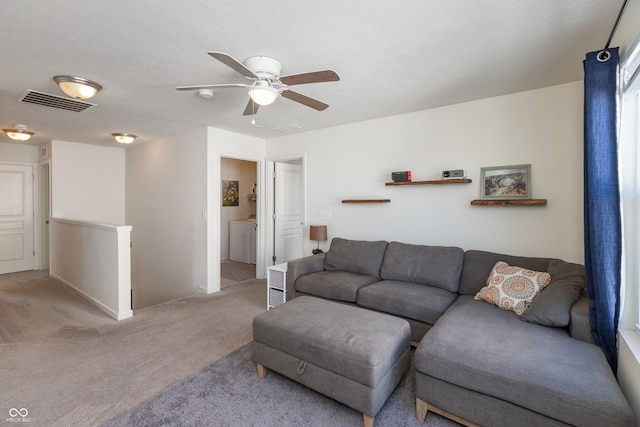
[176,51,340,116]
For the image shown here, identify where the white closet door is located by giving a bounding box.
[0,163,34,274]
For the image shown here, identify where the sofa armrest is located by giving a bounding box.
[286,254,326,299]
[569,291,596,344]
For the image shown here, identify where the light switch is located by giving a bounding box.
[318,210,332,220]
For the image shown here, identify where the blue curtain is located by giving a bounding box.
[583,47,621,373]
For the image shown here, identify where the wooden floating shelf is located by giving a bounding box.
[385,179,472,186]
[470,199,548,206]
[342,199,391,204]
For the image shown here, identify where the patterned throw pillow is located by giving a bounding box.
[474,261,552,315]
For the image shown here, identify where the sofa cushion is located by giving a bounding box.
[474,261,551,315]
[521,260,585,327]
[416,295,633,427]
[379,242,464,292]
[459,250,551,295]
[357,280,458,325]
[294,271,379,302]
[323,238,388,278]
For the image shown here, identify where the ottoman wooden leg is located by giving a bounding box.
[257,363,268,378]
[398,374,407,388]
[416,397,428,423]
[363,414,374,427]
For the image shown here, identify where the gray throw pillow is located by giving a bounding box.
[323,238,388,278]
[521,259,585,327]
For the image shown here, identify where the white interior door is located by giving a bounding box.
[274,161,304,264]
[0,164,34,274]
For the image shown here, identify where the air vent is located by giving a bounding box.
[18,89,97,113]
[274,124,302,132]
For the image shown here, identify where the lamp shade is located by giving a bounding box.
[248,81,278,106]
[309,225,327,242]
[53,75,102,99]
[4,128,34,141]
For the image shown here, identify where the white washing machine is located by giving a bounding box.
[229,219,256,264]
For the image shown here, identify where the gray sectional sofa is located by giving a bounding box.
[286,237,634,427]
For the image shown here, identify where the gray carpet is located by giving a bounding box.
[1,270,266,427]
[221,260,256,283]
[107,343,460,427]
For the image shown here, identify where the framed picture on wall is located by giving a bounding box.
[222,180,239,206]
[480,164,531,199]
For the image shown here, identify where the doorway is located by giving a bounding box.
[220,157,258,288]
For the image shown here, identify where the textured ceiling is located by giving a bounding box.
[0,0,622,147]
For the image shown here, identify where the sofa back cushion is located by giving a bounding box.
[380,242,464,292]
[459,250,551,295]
[323,238,388,278]
[520,259,586,327]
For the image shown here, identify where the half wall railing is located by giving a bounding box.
[50,218,133,320]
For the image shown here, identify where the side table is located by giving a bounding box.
[266,262,288,309]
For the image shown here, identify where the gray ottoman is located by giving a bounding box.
[253,296,411,427]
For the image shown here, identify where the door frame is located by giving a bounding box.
[207,150,265,294]
[220,155,259,263]
[37,160,51,270]
[265,154,306,267]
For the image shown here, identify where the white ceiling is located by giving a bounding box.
[0,0,622,147]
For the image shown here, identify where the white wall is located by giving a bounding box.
[51,140,125,224]
[46,140,130,318]
[0,142,39,163]
[220,158,257,260]
[267,82,584,263]
[50,218,132,320]
[124,126,264,307]
[126,127,208,308]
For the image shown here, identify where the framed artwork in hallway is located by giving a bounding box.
[222,180,239,206]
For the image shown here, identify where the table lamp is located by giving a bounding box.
[310,225,328,255]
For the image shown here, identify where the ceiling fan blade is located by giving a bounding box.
[243,98,260,116]
[175,83,248,91]
[279,70,340,86]
[281,89,329,111]
[208,51,258,79]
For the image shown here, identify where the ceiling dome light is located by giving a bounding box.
[112,133,136,144]
[248,81,278,106]
[3,124,34,141]
[53,75,102,99]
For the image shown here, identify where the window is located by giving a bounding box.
[620,38,640,331]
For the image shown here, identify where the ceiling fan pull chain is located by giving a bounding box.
[251,96,256,125]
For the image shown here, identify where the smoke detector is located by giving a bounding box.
[197,89,214,99]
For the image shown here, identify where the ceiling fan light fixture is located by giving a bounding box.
[112,133,136,144]
[53,75,102,99]
[248,81,278,106]
[3,124,34,141]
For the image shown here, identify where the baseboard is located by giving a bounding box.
[50,273,133,321]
